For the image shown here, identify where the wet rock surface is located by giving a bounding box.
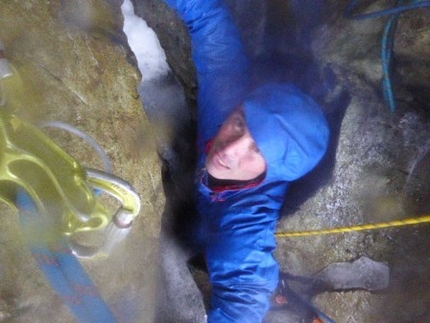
[1,1,163,322]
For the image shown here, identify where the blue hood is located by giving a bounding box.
[244,82,329,183]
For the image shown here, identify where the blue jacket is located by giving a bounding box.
[164,0,329,322]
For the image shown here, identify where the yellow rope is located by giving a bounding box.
[275,214,430,238]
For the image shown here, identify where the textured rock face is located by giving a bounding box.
[1,1,163,322]
[275,4,430,322]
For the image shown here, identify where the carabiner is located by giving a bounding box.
[67,168,141,258]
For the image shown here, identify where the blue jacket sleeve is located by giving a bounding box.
[164,0,249,151]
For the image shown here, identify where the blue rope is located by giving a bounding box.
[345,0,430,20]
[381,0,403,112]
[17,191,117,323]
[345,0,430,112]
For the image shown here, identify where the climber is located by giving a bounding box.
[163,0,329,322]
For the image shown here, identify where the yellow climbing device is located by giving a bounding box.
[0,109,141,256]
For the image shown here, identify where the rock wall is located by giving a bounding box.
[1,1,164,322]
[276,3,430,322]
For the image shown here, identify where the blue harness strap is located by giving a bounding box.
[17,190,117,323]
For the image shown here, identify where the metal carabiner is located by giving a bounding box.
[66,168,141,258]
[0,109,142,258]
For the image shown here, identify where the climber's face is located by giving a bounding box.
[206,108,266,181]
